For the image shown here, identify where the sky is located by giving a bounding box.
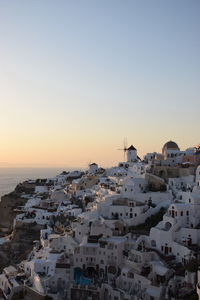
[0,0,199,168]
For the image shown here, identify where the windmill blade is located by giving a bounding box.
[124,137,128,150]
[86,160,91,168]
[117,138,129,162]
[124,137,128,161]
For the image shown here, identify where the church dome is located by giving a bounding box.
[162,141,179,154]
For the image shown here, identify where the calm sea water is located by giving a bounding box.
[0,167,78,199]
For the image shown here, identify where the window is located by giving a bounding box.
[180,211,183,216]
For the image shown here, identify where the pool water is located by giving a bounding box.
[74,268,92,286]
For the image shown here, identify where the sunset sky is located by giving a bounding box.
[0,0,199,168]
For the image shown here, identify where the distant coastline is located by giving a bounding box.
[0,167,84,199]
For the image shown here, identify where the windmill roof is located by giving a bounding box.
[127,145,136,150]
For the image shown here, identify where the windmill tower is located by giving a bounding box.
[127,145,137,162]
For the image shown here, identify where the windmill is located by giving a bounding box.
[117,138,128,161]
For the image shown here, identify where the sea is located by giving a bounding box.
[0,167,79,199]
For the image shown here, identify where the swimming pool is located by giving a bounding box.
[74,268,92,286]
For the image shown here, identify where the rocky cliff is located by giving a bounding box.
[0,182,35,235]
[0,182,44,272]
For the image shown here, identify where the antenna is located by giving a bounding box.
[117,137,128,161]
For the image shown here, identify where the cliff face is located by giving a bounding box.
[0,192,27,235]
[0,181,44,272]
[0,182,35,235]
[0,223,44,272]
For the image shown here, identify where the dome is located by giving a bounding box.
[162,141,179,154]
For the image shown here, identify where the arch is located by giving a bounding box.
[159,169,167,178]
[164,222,172,231]
[108,265,117,274]
[151,240,156,247]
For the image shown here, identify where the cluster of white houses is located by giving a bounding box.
[1,141,200,299]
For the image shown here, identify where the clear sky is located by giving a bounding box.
[0,0,199,168]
